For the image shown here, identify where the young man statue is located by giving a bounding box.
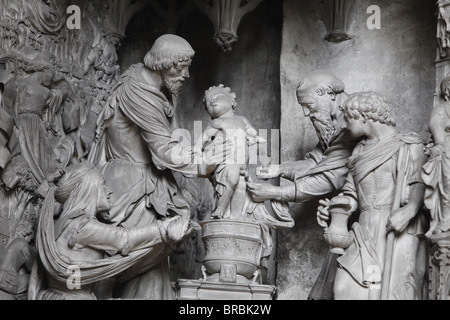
[317,92,429,300]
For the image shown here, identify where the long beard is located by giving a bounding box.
[311,112,336,150]
[163,77,185,97]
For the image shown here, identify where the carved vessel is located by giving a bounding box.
[201,219,262,283]
[323,206,352,255]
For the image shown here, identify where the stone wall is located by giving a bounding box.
[277,0,436,299]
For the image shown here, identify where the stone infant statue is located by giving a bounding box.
[198,84,266,219]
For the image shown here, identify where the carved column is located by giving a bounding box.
[429,240,450,300]
[436,0,450,107]
[427,0,450,301]
[438,0,450,61]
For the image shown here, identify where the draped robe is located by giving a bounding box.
[336,133,428,300]
[88,64,196,299]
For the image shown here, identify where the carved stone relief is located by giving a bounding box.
[195,83,293,286]
[429,239,450,300]
[0,0,139,300]
[0,0,445,302]
[317,92,429,300]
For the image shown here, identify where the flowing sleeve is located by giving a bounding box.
[396,137,427,206]
[118,79,198,176]
[341,170,357,202]
[406,142,427,186]
[284,139,355,203]
[139,112,197,175]
[74,219,165,254]
[293,164,350,202]
[280,158,317,182]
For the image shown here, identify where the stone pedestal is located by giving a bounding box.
[174,219,277,300]
[429,237,450,300]
[174,279,276,300]
[201,219,263,283]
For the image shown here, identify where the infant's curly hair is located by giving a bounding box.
[340,91,396,127]
[203,84,238,110]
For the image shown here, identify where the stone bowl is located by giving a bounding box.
[201,219,263,281]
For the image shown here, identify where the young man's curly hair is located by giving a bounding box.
[340,91,396,127]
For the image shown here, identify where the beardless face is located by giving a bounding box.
[341,91,396,139]
[161,59,192,97]
[204,86,236,119]
[343,116,366,138]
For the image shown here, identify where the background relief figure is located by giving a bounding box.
[29,164,195,300]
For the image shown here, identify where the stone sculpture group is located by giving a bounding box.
[0,0,448,301]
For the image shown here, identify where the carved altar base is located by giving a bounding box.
[174,279,276,300]
[175,219,276,300]
[429,235,450,300]
[201,219,263,284]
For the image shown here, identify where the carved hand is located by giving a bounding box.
[246,181,281,202]
[247,135,266,146]
[386,205,416,234]
[45,89,64,113]
[317,194,357,229]
[255,164,281,180]
[246,128,267,146]
[317,198,331,229]
[329,193,357,213]
[387,182,424,234]
[164,215,199,244]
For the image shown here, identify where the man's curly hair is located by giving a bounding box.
[340,91,396,127]
[297,71,345,99]
[144,34,195,71]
